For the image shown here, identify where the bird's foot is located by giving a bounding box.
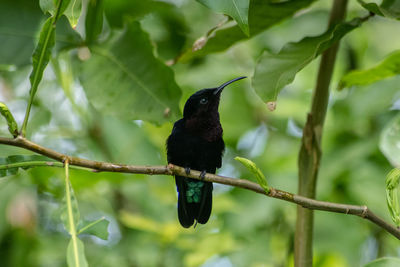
[200,170,207,180]
[185,167,191,175]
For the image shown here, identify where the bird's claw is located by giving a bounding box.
[200,170,207,180]
[185,167,191,175]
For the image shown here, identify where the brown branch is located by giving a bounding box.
[1,135,399,240]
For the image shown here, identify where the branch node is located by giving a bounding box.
[167,163,175,175]
[361,205,368,218]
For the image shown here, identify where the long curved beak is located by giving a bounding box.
[213,76,247,95]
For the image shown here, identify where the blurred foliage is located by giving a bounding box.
[1,0,400,266]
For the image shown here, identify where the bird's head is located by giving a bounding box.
[183,76,246,119]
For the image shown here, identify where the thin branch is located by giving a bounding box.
[0,135,399,240]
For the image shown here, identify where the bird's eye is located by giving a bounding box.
[199,98,208,105]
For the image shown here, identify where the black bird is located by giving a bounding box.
[166,76,246,228]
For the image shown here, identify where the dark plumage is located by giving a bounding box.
[166,77,246,228]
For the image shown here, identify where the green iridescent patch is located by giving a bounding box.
[186,181,204,203]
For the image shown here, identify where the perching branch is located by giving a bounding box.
[0,135,399,240]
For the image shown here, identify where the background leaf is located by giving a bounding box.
[77,217,110,240]
[85,0,104,45]
[79,21,181,124]
[364,257,400,267]
[178,0,316,62]
[253,18,363,102]
[358,0,400,20]
[339,50,400,89]
[0,0,43,68]
[197,0,249,36]
[380,115,400,167]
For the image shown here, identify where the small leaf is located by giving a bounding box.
[253,18,363,102]
[0,102,19,137]
[363,257,400,267]
[197,0,249,36]
[234,156,269,193]
[67,237,88,267]
[339,50,400,90]
[380,115,400,167]
[64,0,82,28]
[79,20,181,124]
[385,168,400,226]
[77,217,110,240]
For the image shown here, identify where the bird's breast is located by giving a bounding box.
[185,118,223,142]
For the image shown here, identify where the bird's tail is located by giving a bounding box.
[176,176,213,228]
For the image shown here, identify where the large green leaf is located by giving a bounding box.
[0,155,53,177]
[364,257,400,267]
[178,0,316,62]
[358,0,400,20]
[79,21,181,124]
[103,0,174,28]
[339,50,400,90]
[0,0,43,67]
[380,115,400,167]
[253,18,364,103]
[197,0,249,36]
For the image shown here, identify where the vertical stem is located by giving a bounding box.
[65,160,80,267]
[294,1,348,266]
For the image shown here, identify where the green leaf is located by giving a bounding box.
[77,217,110,240]
[0,0,44,67]
[85,0,104,45]
[67,237,88,267]
[0,155,53,177]
[385,168,400,226]
[380,115,400,167]
[339,50,400,90]
[234,156,269,193]
[64,0,82,28]
[0,102,18,137]
[364,257,400,267]
[79,21,181,124]
[40,0,71,20]
[253,18,363,103]
[104,0,175,28]
[358,0,400,20]
[22,0,71,135]
[197,0,249,36]
[178,0,316,62]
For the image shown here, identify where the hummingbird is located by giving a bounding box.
[166,76,246,228]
